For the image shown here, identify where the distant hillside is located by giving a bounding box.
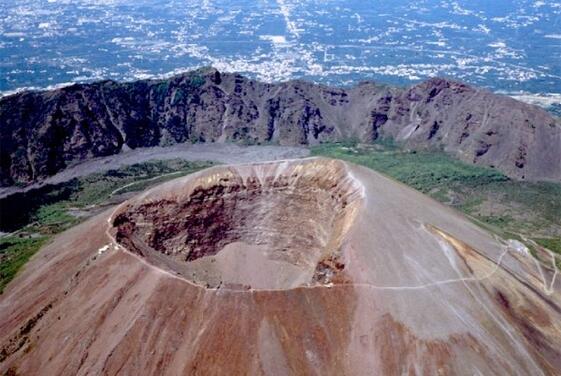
[1,67,560,186]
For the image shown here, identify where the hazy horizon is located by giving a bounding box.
[1,0,560,102]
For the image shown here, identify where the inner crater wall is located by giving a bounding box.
[112,158,364,289]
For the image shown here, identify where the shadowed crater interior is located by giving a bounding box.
[112,159,363,290]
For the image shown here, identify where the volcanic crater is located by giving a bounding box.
[2,157,561,375]
[111,158,364,290]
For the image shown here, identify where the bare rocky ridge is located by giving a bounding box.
[0,158,559,374]
[1,67,560,186]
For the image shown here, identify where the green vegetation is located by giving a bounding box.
[169,73,207,105]
[70,159,212,207]
[312,141,561,261]
[534,238,561,254]
[33,203,78,234]
[0,159,213,293]
[0,236,49,293]
[188,73,206,88]
[312,141,507,193]
[153,81,170,101]
[533,238,561,270]
[171,88,188,105]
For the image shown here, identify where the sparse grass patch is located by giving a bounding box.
[0,159,214,292]
[0,236,49,293]
[312,141,561,240]
[70,159,212,207]
[33,203,78,234]
[533,238,561,255]
[312,142,508,193]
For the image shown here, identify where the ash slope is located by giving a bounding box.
[1,68,560,186]
[1,158,560,375]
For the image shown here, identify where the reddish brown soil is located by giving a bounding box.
[0,158,560,375]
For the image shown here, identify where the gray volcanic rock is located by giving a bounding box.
[1,68,560,186]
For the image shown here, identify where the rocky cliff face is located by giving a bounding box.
[1,68,560,185]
